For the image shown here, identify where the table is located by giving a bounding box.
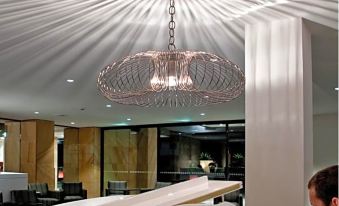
[0,172,28,202]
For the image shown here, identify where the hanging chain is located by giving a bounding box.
[168,0,176,51]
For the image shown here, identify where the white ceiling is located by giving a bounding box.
[0,0,337,127]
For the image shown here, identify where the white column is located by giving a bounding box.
[245,17,313,206]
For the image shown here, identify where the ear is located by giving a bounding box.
[331,197,339,206]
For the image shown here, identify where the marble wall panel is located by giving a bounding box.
[104,128,157,190]
[63,128,79,182]
[36,120,55,188]
[20,121,37,183]
[79,127,100,198]
[4,121,21,172]
[20,120,54,186]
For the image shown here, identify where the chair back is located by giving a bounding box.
[223,190,242,206]
[107,181,127,195]
[155,182,171,189]
[0,191,3,205]
[63,182,83,196]
[28,183,49,196]
[11,190,38,204]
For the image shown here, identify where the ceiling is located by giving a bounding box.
[0,0,337,127]
[161,124,245,141]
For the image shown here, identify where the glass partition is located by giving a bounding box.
[158,124,230,182]
[225,123,245,184]
[0,123,5,171]
[103,128,157,193]
[101,121,245,195]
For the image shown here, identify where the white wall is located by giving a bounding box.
[245,18,313,206]
[313,113,338,172]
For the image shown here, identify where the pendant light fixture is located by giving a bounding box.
[97,0,245,107]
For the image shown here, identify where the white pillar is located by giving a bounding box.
[245,17,313,206]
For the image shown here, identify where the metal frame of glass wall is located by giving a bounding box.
[100,119,245,196]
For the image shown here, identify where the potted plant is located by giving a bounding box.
[232,152,244,167]
[199,152,213,173]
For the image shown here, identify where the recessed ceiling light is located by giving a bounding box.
[70,122,75,125]
[112,122,128,126]
[127,118,132,121]
[200,113,206,116]
[34,111,39,114]
[335,87,339,91]
[178,119,191,122]
[66,79,74,83]
[106,104,112,108]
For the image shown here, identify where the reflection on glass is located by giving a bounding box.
[103,128,157,193]
[158,124,231,183]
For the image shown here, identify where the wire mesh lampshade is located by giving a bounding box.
[97,1,245,107]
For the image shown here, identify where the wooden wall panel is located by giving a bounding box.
[136,128,157,188]
[20,121,37,183]
[147,128,157,188]
[36,120,55,189]
[136,129,148,188]
[104,128,157,191]
[63,128,79,182]
[128,133,137,188]
[104,130,130,189]
[4,121,21,172]
[20,120,55,186]
[79,128,100,198]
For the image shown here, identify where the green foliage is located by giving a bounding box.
[200,152,212,160]
[233,153,244,159]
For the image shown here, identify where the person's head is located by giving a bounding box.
[308,165,338,206]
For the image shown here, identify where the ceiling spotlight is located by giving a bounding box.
[126,118,132,121]
[70,122,75,125]
[177,118,191,122]
[200,113,206,116]
[106,104,112,108]
[335,87,339,91]
[67,79,74,83]
[34,111,39,114]
[112,122,128,126]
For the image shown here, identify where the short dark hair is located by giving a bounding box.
[308,165,338,206]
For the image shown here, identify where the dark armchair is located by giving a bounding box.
[106,181,127,196]
[62,182,87,202]
[155,182,171,189]
[28,183,61,206]
[223,190,243,206]
[0,192,3,206]
[9,190,42,206]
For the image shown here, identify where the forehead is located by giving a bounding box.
[308,187,326,206]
